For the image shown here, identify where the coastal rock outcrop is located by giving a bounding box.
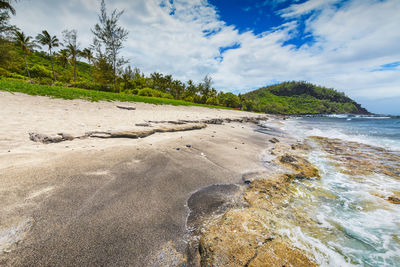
[194,138,320,266]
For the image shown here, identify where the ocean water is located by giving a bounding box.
[284,115,400,151]
[277,115,400,266]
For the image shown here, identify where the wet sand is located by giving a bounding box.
[0,91,284,266]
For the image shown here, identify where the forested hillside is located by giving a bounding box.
[242,81,369,114]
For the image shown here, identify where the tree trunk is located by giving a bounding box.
[89,59,93,79]
[113,57,117,93]
[49,48,56,82]
[24,52,30,79]
[73,57,77,82]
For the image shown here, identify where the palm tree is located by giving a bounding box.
[36,30,60,82]
[0,0,16,15]
[56,49,69,68]
[12,30,38,78]
[80,47,93,78]
[66,43,80,82]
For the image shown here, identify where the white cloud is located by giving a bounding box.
[279,0,340,18]
[9,0,400,113]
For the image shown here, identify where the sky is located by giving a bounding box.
[10,0,400,115]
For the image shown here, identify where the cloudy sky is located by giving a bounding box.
[10,0,400,114]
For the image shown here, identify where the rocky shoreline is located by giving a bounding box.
[181,130,400,267]
[182,131,322,266]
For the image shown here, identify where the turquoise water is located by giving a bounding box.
[279,115,400,266]
[287,115,400,151]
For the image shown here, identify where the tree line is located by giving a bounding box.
[0,0,248,109]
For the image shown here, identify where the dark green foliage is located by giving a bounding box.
[0,38,12,66]
[206,96,219,105]
[137,87,174,99]
[0,0,15,15]
[218,92,241,108]
[243,81,369,114]
[36,30,60,81]
[92,0,128,90]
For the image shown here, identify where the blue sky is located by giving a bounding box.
[209,0,318,48]
[10,0,400,114]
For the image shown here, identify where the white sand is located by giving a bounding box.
[0,91,265,169]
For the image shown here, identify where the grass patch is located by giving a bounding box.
[0,79,232,109]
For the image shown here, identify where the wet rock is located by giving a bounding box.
[195,141,320,267]
[275,152,320,179]
[150,241,187,267]
[280,154,297,163]
[312,136,400,177]
[186,184,243,232]
[294,174,308,180]
[388,196,400,204]
[199,208,316,267]
[269,137,279,143]
[291,143,312,150]
[249,240,317,267]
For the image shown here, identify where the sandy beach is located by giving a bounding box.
[1,91,289,266]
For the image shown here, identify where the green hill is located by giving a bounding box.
[242,81,369,115]
[0,44,93,86]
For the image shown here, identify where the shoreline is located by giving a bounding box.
[5,92,396,265]
[1,92,283,266]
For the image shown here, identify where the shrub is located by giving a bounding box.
[54,81,64,87]
[206,97,219,105]
[0,67,10,77]
[132,88,139,95]
[34,77,53,85]
[30,65,52,78]
[138,88,155,97]
[8,72,27,80]
[184,96,194,102]
[161,92,174,99]
[71,81,93,90]
[137,88,174,99]
[69,81,112,92]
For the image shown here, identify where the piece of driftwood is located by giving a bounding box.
[116,105,136,110]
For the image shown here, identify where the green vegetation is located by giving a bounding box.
[0,0,369,114]
[242,81,369,114]
[0,78,232,109]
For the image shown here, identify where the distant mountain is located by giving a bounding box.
[242,81,370,115]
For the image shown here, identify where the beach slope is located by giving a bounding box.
[0,91,277,266]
